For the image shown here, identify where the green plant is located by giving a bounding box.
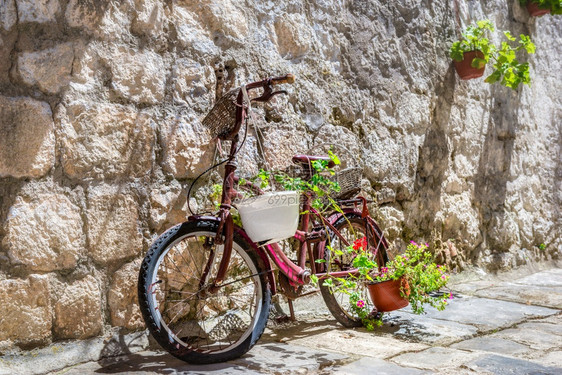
[313,240,452,329]
[249,150,342,213]
[519,0,562,14]
[538,243,546,251]
[449,19,536,90]
[376,241,452,314]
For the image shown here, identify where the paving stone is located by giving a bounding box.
[451,337,530,356]
[288,329,428,359]
[385,310,479,345]
[45,351,262,375]
[403,296,557,332]
[541,313,562,325]
[391,347,482,371]
[474,283,562,309]
[232,342,348,373]
[332,357,429,374]
[494,327,562,351]
[517,321,562,336]
[465,354,562,375]
[2,332,148,375]
[450,279,497,295]
[513,269,562,287]
[531,350,562,368]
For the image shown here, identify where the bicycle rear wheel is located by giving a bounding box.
[320,213,388,327]
[138,220,271,364]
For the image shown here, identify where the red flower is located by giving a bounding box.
[353,237,368,251]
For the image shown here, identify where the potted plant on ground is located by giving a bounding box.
[519,0,562,16]
[315,240,452,329]
[450,19,536,90]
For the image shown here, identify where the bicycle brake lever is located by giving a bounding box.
[251,90,288,103]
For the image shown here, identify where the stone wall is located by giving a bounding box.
[0,0,560,351]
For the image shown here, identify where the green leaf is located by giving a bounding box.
[503,31,516,41]
[322,279,334,288]
[471,58,487,69]
[310,274,318,285]
[315,259,326,264]
[328,150,341,165]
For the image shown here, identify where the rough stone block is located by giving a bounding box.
[65,0,104,33]
[108,259,143,330]
[0,96,55,178]
[149,180,187,230]
[101,45,166,105]
[170,58,215,109]
[199,0,248,39]
[131,0,165,39]
[16,0,60,23]
[274,13,314,59]
[0,275,51,346]
[3,194,84,272]
[1,0,17,30]
[54,275,102,339]
[86,185,143,265]
[57,100,154,179]
[17,42,74,94]
[160,112,214,179]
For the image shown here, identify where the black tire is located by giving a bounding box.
[319,213,388,327]
[138,220,271,364]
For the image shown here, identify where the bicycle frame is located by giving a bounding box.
[188,75,388,297]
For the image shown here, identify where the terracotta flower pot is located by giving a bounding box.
[453,50,485,80]
[367,277,409,312]
[526,2,550,17]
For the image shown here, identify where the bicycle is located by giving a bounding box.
[137,74,390,364]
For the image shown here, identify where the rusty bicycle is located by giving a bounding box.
[137,74,390,364]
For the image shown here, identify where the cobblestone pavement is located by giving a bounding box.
[2,266,561,374]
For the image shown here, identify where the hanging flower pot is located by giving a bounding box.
[453,50,486,80]
[526,2,551,16]
[367,277,410,312]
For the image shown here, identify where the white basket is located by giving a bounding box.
[236,191,300,244]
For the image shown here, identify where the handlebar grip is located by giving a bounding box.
[271,74,295,85]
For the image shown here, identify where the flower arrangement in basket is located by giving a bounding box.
[317,240,452,330]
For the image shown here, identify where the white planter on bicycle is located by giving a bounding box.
[236,190,299,244]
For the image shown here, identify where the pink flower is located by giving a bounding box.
[410,240,418,246]
[356,300,366,308]
[441,275,447,280]
[449,294,454,300]
[381,267,388,274]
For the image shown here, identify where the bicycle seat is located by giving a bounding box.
[292,155,336,168]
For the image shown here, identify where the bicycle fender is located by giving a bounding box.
[187,215,276,295]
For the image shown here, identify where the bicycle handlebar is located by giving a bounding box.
[271,73,295,85]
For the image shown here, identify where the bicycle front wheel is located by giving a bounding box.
[320,213,388,327]
[138,220,271,364]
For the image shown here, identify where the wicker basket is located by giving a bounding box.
[332,167,362,199]
[201,88,239,140]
